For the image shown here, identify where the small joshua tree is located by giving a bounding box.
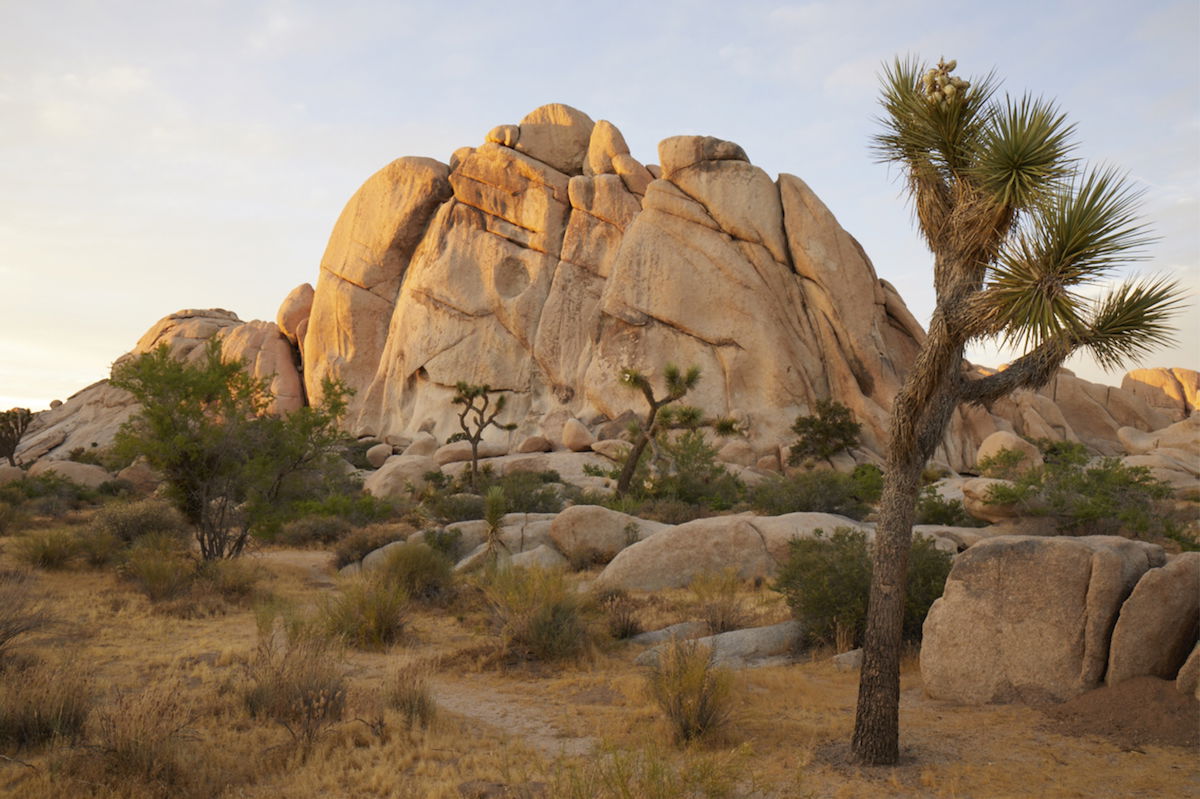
[788,399,862,466]
[0,408,33,467]
[614,365,737,497]
[451,383,517,490]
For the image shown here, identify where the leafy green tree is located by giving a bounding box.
[853,57,1185,764]
[788,399,862,465]
[1,408,32,467]
[450,383,517,490]
[111,340,351,559]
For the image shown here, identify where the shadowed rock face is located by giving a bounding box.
[15,105,1189,468]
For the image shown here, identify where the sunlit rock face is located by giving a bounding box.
[16,105,1188,470]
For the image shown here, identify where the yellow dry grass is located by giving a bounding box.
[0,531,1194,799]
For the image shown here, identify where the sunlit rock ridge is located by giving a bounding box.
[17,104,1195,472]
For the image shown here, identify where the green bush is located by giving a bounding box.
[914,484,982,527]
[290,492,397,527]
[277,515,352,547]
[748,469,875,520]
[788,399,861,464]
[12,529,79,570]
[76,529,123,568]
[423,527,463,560]
[646,638,733,745]
[378,541,454,603]
[484,566,594,661]
[89,498,187,545]
[427,492,485,523]
[477,471,564,514]
[647,430,744,510]
[320,574,409,650]
[772,527,952,648]
[986,440,1176,538]
[332,524,407,569]
[634,498,711,525]
[0,475,97,516]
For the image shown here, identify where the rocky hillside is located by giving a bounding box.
[15,104,1196,472]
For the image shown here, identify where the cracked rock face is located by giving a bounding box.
[17,104,1190,468]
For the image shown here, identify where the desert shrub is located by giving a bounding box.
[986,441,1176,538]
[12,528,79,569]
[550,743,751,799]
[788,399,861,464]
[0,474,97,515]
[194,558,262,604]
[597,588,642,640]
[914,484,983,526]
[772,527,952,648]
[86,685,197,795]
[278,515,352,547]
[291,491,397,527]
[976,446,1029,479]
[423,526,464,560]
[342,438,377,470]
[0,657,92,749]
[243,622,347,748]
[332,524,407,569]
[89,497,187,545]
[76,529,123,567]
[428,491,486,523]
[690,569,747,635]
[748,469,875,520]
[378,541,454,603]
[383,661,437,729]
[484,566,594,661]
[646,638,734,745]
[635,498,711,525]
[0,570,50,661]
[0,501,25,534]
[121,533,195,601]
[478,470,564,514]
[648,430,744,510]
[320,573,409,650]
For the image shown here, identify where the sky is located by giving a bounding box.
[1,0,1197,410]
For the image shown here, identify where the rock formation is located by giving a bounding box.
[14,104,1195,474]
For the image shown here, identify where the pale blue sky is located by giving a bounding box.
[2,0,1197,409]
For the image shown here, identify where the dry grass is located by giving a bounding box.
[646,638,735,744]
[0,522,1194,799]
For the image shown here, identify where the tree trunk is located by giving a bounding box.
[4,454,14,467]
[615,432,651,497]
[851,455,923,764]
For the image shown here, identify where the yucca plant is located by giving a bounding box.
[853,57,1185,765]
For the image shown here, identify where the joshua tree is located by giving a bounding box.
[852,57,1184,765]
[613,365,739,497]
[0,408,33,467]
[451,382,517,490]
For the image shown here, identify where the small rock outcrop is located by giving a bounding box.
[920,535,1165,704]
[1106,552,1200,686]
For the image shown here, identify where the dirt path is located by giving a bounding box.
[429,676,597,758]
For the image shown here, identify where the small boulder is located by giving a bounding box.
[434,440,507,465]
[832,648,864,672]
[961,477,1022,523]
[635,621,804,669]
[363,455,440,499]
[514,435,552,454]
[716,440,756,467]
[629,621,708,646]
[1176,644,1200,700]
[28,460,113,489]
[975,431,1043,475]
[116,458,161,493]
[0,464,26,486]
[561,419,594,452]
[403,432,439,457]
[509,544,569,571]
[590,439,631,462]
[365,443,394,469]
[549,505,668,566]
[514,103,595,176]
